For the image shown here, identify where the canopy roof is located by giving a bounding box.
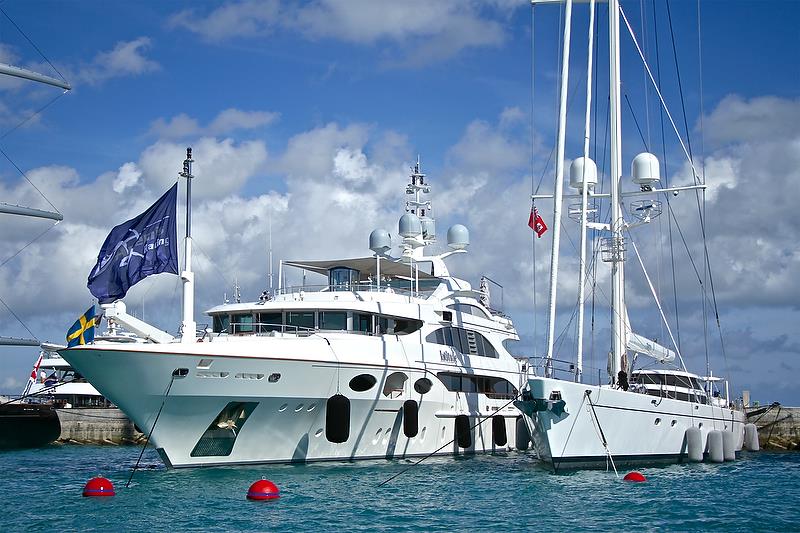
[283,257,439,281]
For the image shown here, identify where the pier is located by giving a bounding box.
[56,408,143,445]
[746,404,799,451]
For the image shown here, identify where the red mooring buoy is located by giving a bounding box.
[247,479,280,500]
[83,476,116,497]
[623,471,646,482]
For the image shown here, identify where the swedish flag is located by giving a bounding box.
[66,306,96,348]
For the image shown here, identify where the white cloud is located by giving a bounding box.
[113,162,142,194]
[149,109,279,139]
[77,37,160,85]
[168,0,517,66]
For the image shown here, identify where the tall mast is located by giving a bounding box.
[544,0,574,372]
[608,0,626,382]
[575,0,597,383]
[179,148,196,342]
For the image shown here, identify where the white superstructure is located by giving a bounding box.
[520,0,747,471]
[23,350,109,408]
[60,158,526,467]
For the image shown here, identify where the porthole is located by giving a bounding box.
[268,373,281,383]
[278,403,288,412]
[349,374,377,392]
[294,404,305,412]
[314,428,323,437]
[671,420,677,427]
[383,372,408,398]
[654,418,661,426]
[307,404,317,412]
[414,378,433,394]
[698,422,703,428]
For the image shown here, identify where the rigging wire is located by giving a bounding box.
[0,6,69,83]
[0,145,61,213]
[0,292,37,339]
[0,90,68,141]
[0,220,59,269]
[651,0,682,352]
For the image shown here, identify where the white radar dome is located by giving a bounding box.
[447,224,469,250]
[399,213,422,238]
[569,157,598,191]
[632,152,660,186]
[369,229,391,253]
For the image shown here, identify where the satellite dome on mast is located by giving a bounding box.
[369,229,391,254]
[569,157,598,191]
[631,152,660,189]
[399,213,422,238]
[447,224,469,250]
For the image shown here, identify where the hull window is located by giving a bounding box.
[349,374,378,392]
[325,394,350,443]
[436,372,518,400]
[425,327,498,358]
[413,378,433,394]
[190,402,258,457]
[383,372,408,398]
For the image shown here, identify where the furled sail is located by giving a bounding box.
[626,331,676,363]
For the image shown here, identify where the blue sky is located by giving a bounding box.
[1,0,799,405]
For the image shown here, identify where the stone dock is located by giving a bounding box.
[746,404,799,451]
[55,408,144,445]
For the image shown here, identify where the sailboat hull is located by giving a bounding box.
[522,377,745,471]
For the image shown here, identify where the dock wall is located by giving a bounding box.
[56,408,144,445]
[747,405,799,450]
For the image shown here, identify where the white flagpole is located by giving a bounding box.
[180,148,196,342]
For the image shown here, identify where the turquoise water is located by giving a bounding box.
[1,446,797,531]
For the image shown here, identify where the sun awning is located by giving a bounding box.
[282,257,439,281]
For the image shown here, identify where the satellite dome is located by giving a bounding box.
[447,224,469,250]
[632,152,660,186]
[569,157,598,190]
[399,213,422,238]
[369,229,391,253]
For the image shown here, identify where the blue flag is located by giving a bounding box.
[67,306,96,347]
[87,183,178,303]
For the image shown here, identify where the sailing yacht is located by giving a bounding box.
[58,156,527,467]
[517,0,753,470]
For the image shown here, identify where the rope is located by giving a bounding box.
[377,392,522,487]
[0,145,61,213]
[126,374,175,487]
[584,390,618,477]
[0,219,59,268]
[1,377,78,405]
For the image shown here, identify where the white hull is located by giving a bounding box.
[61,338,521,467]
[522,377,746,471]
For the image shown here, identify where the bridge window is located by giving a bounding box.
[212,314,230,333]
[329,267,360,291]
[287,311,315,331]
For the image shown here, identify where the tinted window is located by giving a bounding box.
[436,372,517,399]
[287,311,315,331]
[212,314,230,333]
[231,313,253,333]
[355,313,371,334]
[320,311,347,330]
[257,312,282,333]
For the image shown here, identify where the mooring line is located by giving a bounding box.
[584,390,618,477]
[126,373,175,488]
[377,392,522,487]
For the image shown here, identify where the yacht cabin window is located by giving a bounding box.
[425,327,498,358]
[210,309,422,336]
[329,267,360,291]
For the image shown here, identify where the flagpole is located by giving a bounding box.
[179,147,196,342]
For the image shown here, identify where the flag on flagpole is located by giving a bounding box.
[87,183,178,303]
[66,306,97,348]
[528,207,547,238]
[21,351,44,396]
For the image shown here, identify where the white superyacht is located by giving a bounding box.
[59,156,526,467]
